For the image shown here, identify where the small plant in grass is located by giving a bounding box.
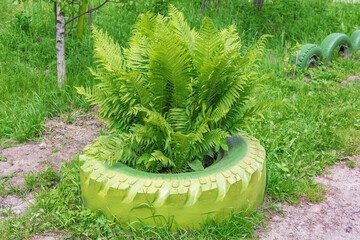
[0,155,6,162]
[345,161,356,169]
[283,41,301,76]
[1,207,12,217]
[0,181,25,197]
[77,5,271,173]
[24,167,60,191]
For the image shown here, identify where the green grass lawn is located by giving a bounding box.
[1,0,360,238]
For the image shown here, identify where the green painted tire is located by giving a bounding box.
[79,134,266,229]
[350,30,360,53]
[292,44,323,70]
[320,33,353,62]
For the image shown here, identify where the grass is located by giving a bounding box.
[249,53,360,202]
[24,167,60,192]
[0,0,94,141]
[0,174,25,197]
[345,160,356,169]
[0,167,59,198]
[0,0,360,239]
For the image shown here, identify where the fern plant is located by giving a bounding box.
[77,5,271,173]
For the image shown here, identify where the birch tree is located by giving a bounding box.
[20,0,110,88]
[55,0,110,88]
[55,1,66,88]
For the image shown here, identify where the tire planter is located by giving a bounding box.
[350,30,360,53]
[320,33,353,62]
[79,134,266,229]
[292,44,323,70]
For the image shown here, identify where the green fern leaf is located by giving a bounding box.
[92,26,125,72]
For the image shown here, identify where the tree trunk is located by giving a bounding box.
[77,0,88,38]
[89,5,92,28]
[254,0,264,11]
[55,2,66,88]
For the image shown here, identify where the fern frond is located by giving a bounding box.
[242,99,282,122]
[92,26,125,72]
[121,71,152,108]
[191,128,230,156]
[191,117,211,143]
[219,82,253,132]
[215,74,248,112]
[220,24,242,53]
[131,12,167,37]
[147,150,175,171]
[197,48,239,110]
[83,135,124,165]
[128,124,157,146]
[167,108,190,133]
[242,34,272,72]
[168,4,197,51]
[192,17,222,71]
[124,13,167,73]
[149,32,192,111]
[129,106,174,137]
[172,131,196,155]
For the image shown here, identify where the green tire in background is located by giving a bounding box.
[292,44,323,70]
[320,33,353,62]
[350,30,360,53]
[79,134,266,230]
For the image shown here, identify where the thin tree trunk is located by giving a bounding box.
[77,0,88,38]
[89,5,92,28]
[254,0,264,11]
[55,2,66,88]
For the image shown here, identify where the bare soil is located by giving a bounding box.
[26,232,66,240]
[0,112,105,219]
[259,155,360,240]
[339,75,360,86]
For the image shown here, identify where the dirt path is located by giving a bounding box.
[259,156,360,240]
[0,112,105,218]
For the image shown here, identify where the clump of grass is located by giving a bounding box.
[0,174,26,197]
[24,167,60,191]
[1,207,12,217]
[345,161,356,169]
[0,155,6,162]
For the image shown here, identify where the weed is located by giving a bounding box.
[345,161,356,169]
[1,207,12,217]
[304,182,326,202]
[24,167,60,192]
[0,155,6,162]
[10,11,31,34]
[0,178,26,197]
[0,139,20,149]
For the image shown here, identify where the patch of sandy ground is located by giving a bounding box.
[259,155,360,240]
[26,232,65,240]
[0,112,105,220]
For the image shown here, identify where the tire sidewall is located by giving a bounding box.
[321,33,353,62]
[294,44,323,70]
[80,133,266,229]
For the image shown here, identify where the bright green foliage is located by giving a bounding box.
[77,5,270,172]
